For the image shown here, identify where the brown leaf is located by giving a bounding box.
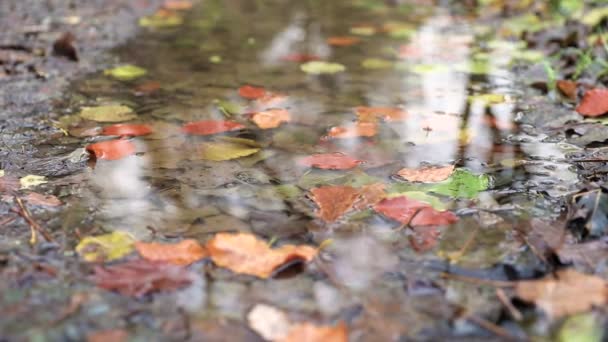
[576,88,608,117]
[556,80,577,100]
[252,108,291,129]
[90,259,194,297]
[298,153,362,170]
[310,185,360,222]
[206,233,317,278]
[356,106,408,122]
[135,239,208,265]
[24,192,62,207]
[278,322,348,342]
[397,165,454,183]
[323,122,377,139]
[515,268,608,318]
[353,183,386,210]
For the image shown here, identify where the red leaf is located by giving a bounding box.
[310,185,359,222]
[86,139,136,161]
[281,54,320,62]
[90,259,194,297]
[238,85,267,100]
[410,207,458,226]
[576,88,608,117]
[181,120,245,135]
[102,124,153,137]
[373,196,458,226]
[299,153,362,170]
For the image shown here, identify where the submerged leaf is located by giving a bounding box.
[139,10,183,28]
[252,109,291,129]
[323,122,377,139]
[361,58,393,69]
[102,124,153,137]
[206,232,317,278]
[239,85,267,100]
[24,192,62,207]
[310,185,359,222]
[135,239,208,265]
[326,36,360,46]
[182,120,245,135]
[301,61,346,74]
[397,165,454,183]
[80,105,136,122]
[373,196,457,226]
[576,88,608,117]
[355,106,407,122]
[299,153,362,170]
[104,65,147,81]
[200,141,260,161]
[76,231,135,262]
[427,169,489,199]
[86,139,136,161]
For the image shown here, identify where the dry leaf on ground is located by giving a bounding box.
[397,165,455,183]
[278,322,348,342]
[299,153,362,170]
[135,239,208,265]
[90,259,194,297]
[515,268,608,318]
[252,109,291,129]
[310,185,360,222]
[576,88,608,117]
[206,233,317,278]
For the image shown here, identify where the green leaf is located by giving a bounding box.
[201,141,261,161]
[76,231,135,262]
[361,58,393,69]
[139,14,183,28]
[79,105,136,122]
[104,65,147,81]
[301,61,346,74]
[467,93,506,105]
[427,169,490,199]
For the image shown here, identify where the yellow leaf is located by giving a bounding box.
[79,105,136,122]
[201,141,260,161]
[467,93,506,105]
[19,175,47,189]
[104,65,147,81]
[76,231,135,262]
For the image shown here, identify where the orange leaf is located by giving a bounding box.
[86,139,136,161]
[310,185,360,222]
[353,183,386,210]
[206,233,317,278]
[239,85,267,100]
[556,80,577,100]
[355,106,408,122]
[134,80,161,95]
[323,122,377,139]
[182,120,245,135]
[576,88,608,117]
[163,0,193,10]
[102,124,153,137]
[252,108,291,129]
[326,36,360,47]
[135,239,208,266]
[397,165,454,183]
[253,92,288,109]
[278,322,348,342]
[299,153,362,170]
[373,196,458,226]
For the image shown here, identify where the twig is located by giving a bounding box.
[15,197,53,243]
[496,288,523,321]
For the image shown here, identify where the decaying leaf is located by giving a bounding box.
[206,232,317,278]
[515,268,608,318]
[102,124,153,137]
[239,85,266,100]
[326,36,360,46]
[397,165,455,183]
[182,120,245,135]
[373,196,458,226]
[247,304,291,341]
[86,139,136,161]
[323,122,377,139]
[104,65,147,81]
[252,109,291,129]
[199,141,260,161]
[576,88,608,117]
[135,239,208,265]
[90,259,194,297]
[24,192,62,207]
[278,322,348,342]
[76,231,135,262]
[301,61,346,75]
[353,183,386,210]
[310,185,360,222]
[355,106,407,122]
[80,105,136,122]
[299,153,362,170]
[19,175,47,189]
[134,80,161,95]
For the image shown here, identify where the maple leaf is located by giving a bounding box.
[90,259,194,297]
[355,106,408,122]
[576,88,608,117]
[135,239,208,266]
[298,153,362,170]
[252,108,291,129]
[206,233,317,278]
[278,322,348,342]
[373,196,458,226]
[515,268,608,318]
[239,85,266,100]
[86,139,136,161]
[181,120,245,135]
[102,124,153,137]
[310,185,360,222]
[323,122,378,139]
[397,165,455,183]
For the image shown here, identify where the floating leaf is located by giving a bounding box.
[323,122,377,139]
[576,88,608,117]
[19,175,47,189]
[104,65,147,81]
[76,231,135,262]
[182,120,245,135]
[80,105,136,122]
[427,169,489,199]
[326,36,360,46]
[361,58,393,69]
[135,239,208,265]
[373,196,457,226]
[310,185,359,222]
[397,165,454,183]
[239,85,266,100]
[206,232,317,278]
[86,139,136,161]
[252,109,291,129]
[278,322,348,342]
[516,268,608,318]
[299,153,362,170]
[356,106,407,122]
[24,192,62,207]
[91,259,194,297]
[102,124,153,137]
[301,61,346,75]
[200,141,260,161]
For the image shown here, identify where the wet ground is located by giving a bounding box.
[2,0,608,341]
